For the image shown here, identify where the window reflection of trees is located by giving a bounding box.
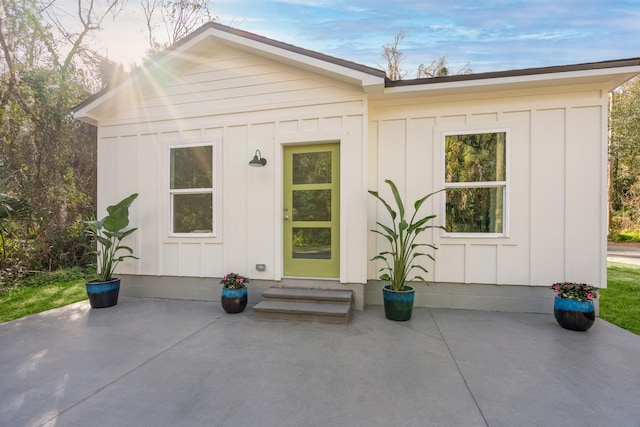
[293,152,331,184]
[170,146,212,189]
[170,145,213,233]
[292,228,331,259]
[290,151,333,254]
[445,133,505,233]
[293,190,331,221]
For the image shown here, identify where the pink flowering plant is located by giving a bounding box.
[220,273,249,290]
[551,282,598,302]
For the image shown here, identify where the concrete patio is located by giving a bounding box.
[2,297,640,427]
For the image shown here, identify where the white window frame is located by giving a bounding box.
[442,129,509,238]
[169,142,216,237]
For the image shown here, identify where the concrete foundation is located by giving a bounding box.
[119,275,567,314]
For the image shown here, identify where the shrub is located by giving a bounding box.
[17,267,89,288]
[611,230,640,243]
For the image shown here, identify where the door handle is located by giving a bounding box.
[284,215,289,220]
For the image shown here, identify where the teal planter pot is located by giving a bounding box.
[221,287,248,313]
[382,285,415,321]
[553,296,595,331]
[85,278,120,308]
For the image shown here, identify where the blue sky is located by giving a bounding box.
[99,0,640,75]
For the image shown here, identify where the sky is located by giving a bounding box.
[89,0,640,76]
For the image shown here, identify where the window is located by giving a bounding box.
[444,131,507,236]
[170,144,214,235]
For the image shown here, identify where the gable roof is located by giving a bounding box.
[72,22,387,123]
[73,22,640,124]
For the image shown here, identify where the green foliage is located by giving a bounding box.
[84,194,139,281]
[601,262,640,335]
[0,0,101,283]
[17,267,88,288]
[610,77,640,235]
[369,179,444,291]
[611,230,640,243]
[0,190,30,270]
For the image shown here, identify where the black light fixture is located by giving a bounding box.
[249,149,267,167]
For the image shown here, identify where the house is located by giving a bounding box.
[72,22,640,313]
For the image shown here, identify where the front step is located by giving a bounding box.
[253,287,353,324]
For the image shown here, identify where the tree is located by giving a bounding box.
[609,77,640,234]
[381,31,405,81]
[0,0,122,279]
[0,189,30,263]
[417,56,472,78]
[382,31,472,81]
[142,0,215,55]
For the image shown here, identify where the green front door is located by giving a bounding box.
[283,144,340,278]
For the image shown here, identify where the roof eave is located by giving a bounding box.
[383,58,640,96]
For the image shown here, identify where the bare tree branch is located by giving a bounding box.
[382,31,404,81]
[143,0,214,56]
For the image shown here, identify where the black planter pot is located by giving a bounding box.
[221,286,248,313]
[382,285,415,321]
[553,296,595,331]
[85,278,120,308]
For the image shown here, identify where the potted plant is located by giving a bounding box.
[551,282,599,331]
[220,273,249,313]
[84,193,139,308]
[369,179,443,321]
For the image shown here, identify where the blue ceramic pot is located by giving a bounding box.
[221,286,248,313]
[382,285,415,321]
[553,296,595,331]
[85,278,120,308]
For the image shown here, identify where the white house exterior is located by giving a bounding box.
[73,22,640,312]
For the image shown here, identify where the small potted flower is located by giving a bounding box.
[551,282,599,331]
[220,273,249,313]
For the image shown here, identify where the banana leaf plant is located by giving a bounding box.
[85,193,139,282]
[369,180,444,291]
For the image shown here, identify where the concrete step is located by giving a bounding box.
[261,287,353,304]
[253,287,353,324]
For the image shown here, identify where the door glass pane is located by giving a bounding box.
[173,193,213,233]
[292,152,331,184]
[292,228,331,259]
[293,190,331,221]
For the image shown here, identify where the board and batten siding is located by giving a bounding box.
[367,84,608,310]
[96,43,370,298]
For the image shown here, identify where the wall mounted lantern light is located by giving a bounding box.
[249,149,267,167]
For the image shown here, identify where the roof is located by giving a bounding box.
[178,22,387,79]
[387,58,640,88]
[377,57,640,99]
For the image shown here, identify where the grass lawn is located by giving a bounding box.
[0,279,87,324]
[600,262,640,335]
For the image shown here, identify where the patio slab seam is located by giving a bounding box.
[429,309,490,427]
